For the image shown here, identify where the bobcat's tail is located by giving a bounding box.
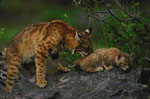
[0,68,7,86]
[0,50,8,90]
[0,63,7,90]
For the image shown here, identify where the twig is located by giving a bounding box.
[96,9,121,13]
[144,24,150,33]
[93,0,105,3]
[145,57,150,61]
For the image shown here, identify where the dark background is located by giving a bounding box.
[0,0,149,50]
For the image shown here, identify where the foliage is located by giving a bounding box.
[73,0,150,67]
[0,28,5,47]
[0,28,5,36]
[61,13,70,24]
[101,13,150,67]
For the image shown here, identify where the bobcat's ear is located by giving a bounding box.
[85,27,92,34]
[0,51,2,56]
[75,32,82,42]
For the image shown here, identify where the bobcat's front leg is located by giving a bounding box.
[50,53,70,72]
[35,33,62,88]
[36,43,49,88]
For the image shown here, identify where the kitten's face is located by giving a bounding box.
[115,53,133,71]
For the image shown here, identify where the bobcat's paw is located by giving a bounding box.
[64,67,71,72]
[37,80,47,88]
[58,66,70,72]
[6,85,12,93]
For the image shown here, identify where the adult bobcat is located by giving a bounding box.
[4,20,93,93]
[73,48,133,72]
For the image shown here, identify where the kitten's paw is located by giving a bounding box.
[37,80,47,88]
[95,67,104,72]
[106,66,113,71]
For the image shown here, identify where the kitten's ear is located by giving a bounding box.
[85,27,93,34]
[115,54,122,64]
[75,32,82,42]
[130,52,134,57]
[129,52,135,62]
[117,54,122,60]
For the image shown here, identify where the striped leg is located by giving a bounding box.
[6,53,22,93]
[35,43,49,88]
[35,33,62,88]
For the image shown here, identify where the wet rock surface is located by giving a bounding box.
[0,68,150,99]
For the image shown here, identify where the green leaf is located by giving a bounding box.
[134,2,140,6]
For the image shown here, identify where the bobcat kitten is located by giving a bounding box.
[73,48,133,72]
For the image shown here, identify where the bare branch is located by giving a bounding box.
[106,4,135,22]
[73,0,142,23]
[96,9,121,13]
[113,0,141,23]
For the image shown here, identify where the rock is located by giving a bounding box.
[0,68,150,99]
[138,68,150,86]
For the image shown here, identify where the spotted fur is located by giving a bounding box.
[4,20,93,93]
[73,48,133,72]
